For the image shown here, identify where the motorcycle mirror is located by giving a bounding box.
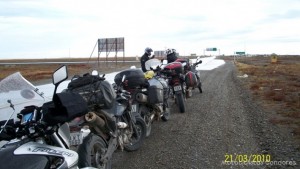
[52,65,68,96]
[199,60,202,64]
[53,65,68,85]
[92,70,99,76]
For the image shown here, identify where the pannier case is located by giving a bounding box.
[185,71,198,88]
[147,78,164,104]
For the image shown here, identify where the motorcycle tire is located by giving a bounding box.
[198,81,203,93]
[161,99,170,121]
[176,92,186,113]
[77,133,111,169]
[124,116,146,152]
[139,105,152,137]
[161,107,170,121]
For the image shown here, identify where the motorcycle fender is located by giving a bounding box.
[57,123,71,148]
[174,90,183,95]
[14,141,78,168]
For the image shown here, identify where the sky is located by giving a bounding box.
[0,0,300,59]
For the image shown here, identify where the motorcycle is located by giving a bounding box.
[0,65,94,169]
[114,63,170,137]
[144,59,171,122]
[66,71,147,168]
[161,60,187,113]
[174,57,203,97]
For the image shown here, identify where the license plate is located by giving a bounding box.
[70,132,83,146]
[174,85,182,91]
[131,104,137,113]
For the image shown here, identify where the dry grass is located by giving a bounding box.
[0,58,140,85]
[236,56,300,140]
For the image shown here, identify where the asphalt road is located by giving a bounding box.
[111,62,299,169]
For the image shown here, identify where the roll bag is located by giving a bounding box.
[162,62,184,76]
[114,68,148,89]
[67,74,116,109]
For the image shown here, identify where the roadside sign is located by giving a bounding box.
[235,52,245,55]
[271,53,278,63]
[206,48,217,51]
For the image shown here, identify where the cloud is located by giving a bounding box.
[0,0,300,59]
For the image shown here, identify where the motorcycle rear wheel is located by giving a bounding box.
[161,99,170,121]
[78,133,111,169]
[139,105,152,137]
[124,116,146,152]
[176,93,186,113]
[198,81,203,93]
[161,107,170,121]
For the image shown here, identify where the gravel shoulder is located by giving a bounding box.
[111,61,300,169]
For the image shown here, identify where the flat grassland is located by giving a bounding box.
[232,56,300,141]
[0,57,140,85]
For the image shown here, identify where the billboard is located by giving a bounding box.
[154,50,165,57]
[98,37,124,52]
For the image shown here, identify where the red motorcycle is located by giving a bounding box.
[161,61,186,113]
[175,58,202,97]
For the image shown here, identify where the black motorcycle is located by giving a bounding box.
[66,71,147,168]
[114,65,170,137]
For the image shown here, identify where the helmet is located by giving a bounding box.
[144,70,155,79]
[145,47,153,55]
[165,48,176,55]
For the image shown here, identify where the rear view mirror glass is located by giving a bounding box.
[53,65,68,85]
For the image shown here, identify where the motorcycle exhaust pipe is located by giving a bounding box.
[85,112,106,136]
[136,93,148,103]
[85,112,105,127]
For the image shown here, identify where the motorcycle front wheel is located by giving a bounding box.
[78,133,111,169]
[124,116,146,152]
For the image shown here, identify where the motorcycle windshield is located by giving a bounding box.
[0,72,45,121]
[145,59,162,71]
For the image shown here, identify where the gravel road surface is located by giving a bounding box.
[111,61,299,169]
